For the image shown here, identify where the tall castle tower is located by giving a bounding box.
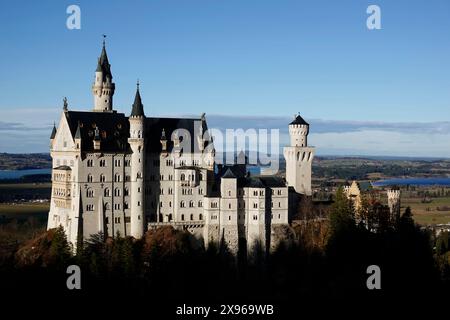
[387,188,401,221]
[128,82,145,238]
[220,169,239,255]
[283,114,315,195]
[92,39,115,112]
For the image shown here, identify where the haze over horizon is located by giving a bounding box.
[0,0,449,156]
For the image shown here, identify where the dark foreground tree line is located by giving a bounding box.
[1,188,449,316]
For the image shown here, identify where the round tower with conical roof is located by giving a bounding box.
[92,39,115,112]
[128,81,145,238]
[283,113,315,196]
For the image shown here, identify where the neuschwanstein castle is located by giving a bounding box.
[47,42,315,254]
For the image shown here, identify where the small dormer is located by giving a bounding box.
[160,128,168,152]
[93,126,101,151]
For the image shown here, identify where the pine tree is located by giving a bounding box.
[329,186,355,234]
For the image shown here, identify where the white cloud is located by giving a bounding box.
[0,109,449,157]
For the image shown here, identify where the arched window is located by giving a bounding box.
[87,174,93,182]
[199,214,203,220]
[190,214,194,221]
[181,173,185,181]
[180,201,185,208]
[181,214,185,221]
[114,188,121,197]
[104,188,110,197]
[86,188,94,198]
[189,200,194,208]
[168,214,173,221]
[114,173,121,182]
[100,174,105,182]
[198,201,202,207]
[104,202,110,210]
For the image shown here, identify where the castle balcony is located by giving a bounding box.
[148,221,205,230]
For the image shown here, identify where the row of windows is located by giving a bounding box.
[53,173,70,182]
[55,159,74,167]
[53,188,70,197]
[180,213,203,221]
[235,189,284,197]
[153,213,203,221]
[153,159,206,168]
[86,201,141,212]
[179,200,203,208]
[104,216,131,224]
[87,173,137,183]
[86,159,131,167]
[145,187,203,196]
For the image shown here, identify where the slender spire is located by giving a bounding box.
[96,35,112,78]
[50,122,57,139]
[75,123,82,139]
[130,80,145,117]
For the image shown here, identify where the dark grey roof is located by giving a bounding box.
[290,114,309,126]
[258,176,286,187]
[53,165,71,170]
[217,165,247,180]
[130,86,145,117]
[65,111,130,152]
[65,111,210,154]
[96,44,112,80]
[237,176,286,189]
[50,124,57,139]
[144,116,210,153]
[222,168,236,179]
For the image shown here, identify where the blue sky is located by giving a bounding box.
[0,0,449,156]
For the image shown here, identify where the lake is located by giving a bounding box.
[0,168,51,180]
[373,177,450,187]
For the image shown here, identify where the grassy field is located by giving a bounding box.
[0,203,49,224]
[0,182,51,203]
[0,182,51,190]
[402,196,450,225]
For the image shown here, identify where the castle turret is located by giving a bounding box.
[283,113,315,195]
[387,188,401,221]
[128,81,145,238]
[220,168,239,255]
[92,39,115,112]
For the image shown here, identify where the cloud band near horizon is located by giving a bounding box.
[0,109,449,157]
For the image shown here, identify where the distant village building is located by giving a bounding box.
[387,188,401,221]
[343,180,372,212]
[47,41,315,254]
[344,180,401,222]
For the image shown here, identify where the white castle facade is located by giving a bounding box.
[47,42,315,254]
